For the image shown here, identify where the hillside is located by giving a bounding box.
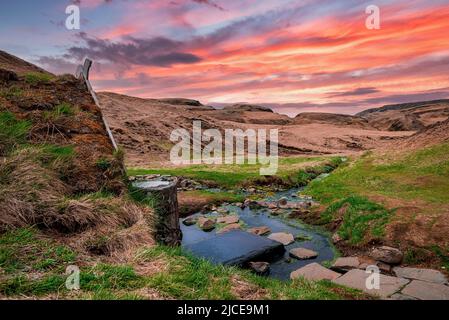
[98,92,412,167]
[357,100,449,131]
[0,51,156,298]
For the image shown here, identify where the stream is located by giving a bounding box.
[180,187,335,280]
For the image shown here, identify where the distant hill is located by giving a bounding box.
[357,100,449,131]
[293,112,372,129]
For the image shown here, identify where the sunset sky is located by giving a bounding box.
[1,0,449,116]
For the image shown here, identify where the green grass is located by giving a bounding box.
[181,189,245,203]
[304,143,449,244]
[0,229,367,299]
[24,72,53,85]
[0,228,76,274]
[135,246,366,300]
[306,144,449,206]
[128,156,342,189]
[0,111,31,155]
[320,196,391,244]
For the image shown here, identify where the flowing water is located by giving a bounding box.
[180,188,335,280]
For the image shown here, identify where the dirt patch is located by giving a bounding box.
[134,257,169,277]
[230,275,267,300]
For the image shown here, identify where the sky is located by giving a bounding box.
[1,0,449,116]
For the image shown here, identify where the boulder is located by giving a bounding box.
[217,223,241,234]
[198,217,215,231]
[182,216,198,226]
[331,257,360,272]
[277,197,288,206]
[290,263,341,281]
[217,216,239,225]
[247,226,271,236]
[268,232,295,246]
[289,248,318,260]
[370,246,403,264]
[248,262,270,276]
[393,267,448,284]
[243,199,257,207]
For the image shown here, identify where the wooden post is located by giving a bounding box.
[75,58,118,151]
[136,178,183,246]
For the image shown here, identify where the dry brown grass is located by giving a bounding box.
[0,146,154,261]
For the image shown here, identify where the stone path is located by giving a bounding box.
[393,267,448,284]
[333,269,410,299]
[289,257,449,300]
[400,280,449,300]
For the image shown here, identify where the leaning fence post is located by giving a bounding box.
[76,58,118,151]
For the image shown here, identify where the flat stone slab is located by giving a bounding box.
[401,280,449,300]
[331,257,360,272]
[217,216,239,225]
[268,232,295,246]
[393,267,448,284]
[333,269,409,298]
[185,230,285,267]
[289,248,318,260]
[247,226,271,236]
[216,223,241,234]
[290,263,341,281]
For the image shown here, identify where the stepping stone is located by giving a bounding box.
[248,262,270,276]
[331,257,360,272]
[290,263,341,281]
[198,217,215,231]
[268,232,295,246]
[333,269,409,299]
[182,216,198,226]
[393,267,448,284]
[401,280,449,300]
[289,248,318,260]
[185,230,285,267]
[217,216,239,225]
[247,226,271,236]
[217,223,241,234]
[369,246,403,264]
